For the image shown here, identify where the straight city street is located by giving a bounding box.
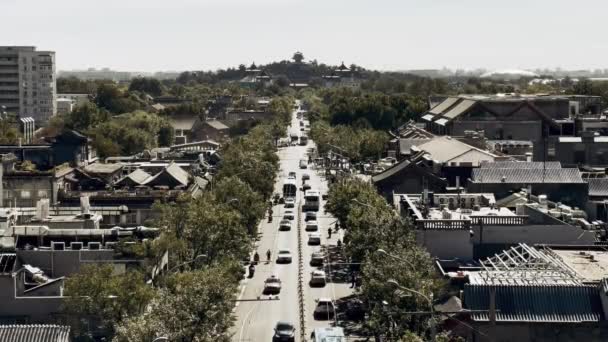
[232,103,356,341]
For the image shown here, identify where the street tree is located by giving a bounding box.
[62,264,156,338]
[212,176,266,236]
[156,193,250,264]
[113,263,239,342]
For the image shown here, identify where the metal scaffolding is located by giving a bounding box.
[475,243,582,285]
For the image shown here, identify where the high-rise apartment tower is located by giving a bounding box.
[0,46,56,124]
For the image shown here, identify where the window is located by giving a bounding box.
[3,190,13,199]
[126,213,138,224]
[20,190,31,199]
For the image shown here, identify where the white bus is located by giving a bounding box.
[303,190,320,212]
[282,178,297,198]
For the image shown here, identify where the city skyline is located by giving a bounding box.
[2,0,607,72]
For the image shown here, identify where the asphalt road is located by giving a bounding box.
[232,104,355,342]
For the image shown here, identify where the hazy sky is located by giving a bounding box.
[2,0,606,72]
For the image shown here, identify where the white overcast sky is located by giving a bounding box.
[1,0,606,72]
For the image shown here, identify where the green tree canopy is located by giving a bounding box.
[0,118,21,144]
[129,77,163,97]
[155,192,250,264]
[90,111,174,157]
[212,176,266,236]
[62,264,155,338]
[95,83,145,114]
[113,262,239,342]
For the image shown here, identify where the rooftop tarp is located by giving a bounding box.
[428,97,459,115]
[442,99,476,120]
[435,118,449,126]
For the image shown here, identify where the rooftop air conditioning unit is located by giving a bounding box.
[105,242,118,249]
[70,242,83,250]
[88,242,101,250]
[51,242,65,250]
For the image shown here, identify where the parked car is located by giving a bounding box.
[279,219,292,231]
[308,232,321,245]
[283,210,295,220]
[288,172,296,179]
[273,321,296,342]
[346,298,366,321]
[284,197,295,208]
[310,251,324,266]
[314,298,336,320]
[264,275,282,294]
[305,220,319,231]
[310,270,327,286]
[299,160,307,169]
[276,249,293,263]
[305,211,317,222]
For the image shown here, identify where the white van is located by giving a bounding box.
[311,327,345,342]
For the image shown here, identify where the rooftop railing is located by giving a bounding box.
[417,215,528,230]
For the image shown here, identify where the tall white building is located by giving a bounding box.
[0,46,56,125]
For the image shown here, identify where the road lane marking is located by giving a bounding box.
[237,301,260,342]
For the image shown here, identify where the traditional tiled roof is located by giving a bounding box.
[371,159,412,183]
[372,153,446,185]
[145,162,189,188]
[464,284,603,323]
[471,167,585,184]
[0,324,71,342]
[399,139,431,155]
[84,162,123,175]
[479,161,562,169]
[587,178,608,197]
[116,168,152,187]
[169,115,197,131]
[415,136,496,166]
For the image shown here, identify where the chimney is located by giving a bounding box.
[80,195,91,215]
[35,199,50,220]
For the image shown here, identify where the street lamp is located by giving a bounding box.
[376,249,416,270]
[387,279,436,342]
[167,254,207,273]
